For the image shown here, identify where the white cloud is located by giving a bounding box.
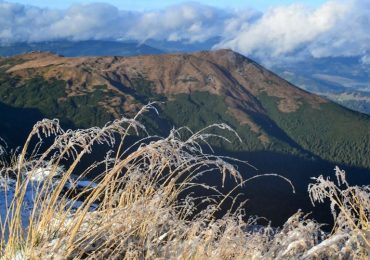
[44,3,127,41]
[216,1,349,58]
[124,3,257,43]
[361,55,370,65]
[307,1,370,59]
[0,2,254,44]
[216,0,370,62]
[0,0,369,62]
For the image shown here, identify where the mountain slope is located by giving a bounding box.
[0,50,369,168]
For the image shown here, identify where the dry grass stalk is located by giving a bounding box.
[0,105,368,259]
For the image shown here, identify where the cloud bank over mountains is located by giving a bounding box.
[0,0,369,62]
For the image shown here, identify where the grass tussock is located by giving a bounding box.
[0,104,369,259]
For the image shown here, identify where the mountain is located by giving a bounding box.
[271,56,370,115]
[2,49,370,225]
[0,40,163,57]
[3,40,369,116]
[1,50,370,169]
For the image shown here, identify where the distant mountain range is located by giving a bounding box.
[1,40,369,116]
[271,56,370,115]
[0,40,163,57]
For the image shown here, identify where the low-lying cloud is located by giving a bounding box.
[0,0,369,62]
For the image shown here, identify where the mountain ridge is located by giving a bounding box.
[4,49,326,129]
[0,50,369,169]
[1,39,369,116]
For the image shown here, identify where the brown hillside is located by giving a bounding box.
[3,50,327,134]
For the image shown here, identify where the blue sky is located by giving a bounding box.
[6,0,326,10]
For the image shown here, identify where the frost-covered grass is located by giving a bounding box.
[0,104,369,259]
